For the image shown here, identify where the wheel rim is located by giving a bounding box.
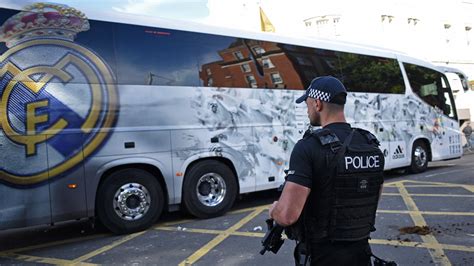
[196,173,226,207]
[414,146,427,168]
[113,183,151,221]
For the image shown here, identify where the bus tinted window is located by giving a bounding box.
[72,20,117,84]
[404,63,455,117]
[338,52,405,94]
[114,24,200,86]
[197,37,260,88]
[197,37,305,89]
[283,46,341,88]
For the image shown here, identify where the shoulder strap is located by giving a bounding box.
[354,128,380,146]
[313,128,341,151]
[328,129,355,169]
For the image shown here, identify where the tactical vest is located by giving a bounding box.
[307,127,384,242]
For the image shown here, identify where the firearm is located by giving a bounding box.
[260,218,285,255]
[260,171,289,255]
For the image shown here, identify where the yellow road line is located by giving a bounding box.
[382,193,474,197]
[72,231,147,263]
[0,252,97,265]
[158,225,474,253]
[0,234,108,254]
[156,226,266,238]
[397,183,451,265]
[370,239,474,253]
[441,243,474,253]
[383,181,402,187]
[155,204,271,228]
[178,206,266,266]
[158,219,196,226]
[404,180,466,185]
[402,180,474,193]
[402,184,465,188]
[404,180,470,187]
[463,185,474,193]
[229,204,271,214]
[156,226,221,235]
[378,210,474,216]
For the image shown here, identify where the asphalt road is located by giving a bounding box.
[0,154,473,265]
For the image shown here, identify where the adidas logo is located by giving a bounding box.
[392,145,405,159]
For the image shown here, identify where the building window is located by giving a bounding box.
[246,75,257,87]
[241,63,251,73]
[253,46,265,55]
[206,68,212,75]
[234,51,244,60]
[262,58,274,68]
[381,15,394,23]
[207,77,213,86]
[270,73,283,84]
[316,19,329,25]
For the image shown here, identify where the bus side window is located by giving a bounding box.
[404,63,455,118]
[281,45,342,88]
[195,37,309,90]
[114,24,200,86]
[337,52,405,94]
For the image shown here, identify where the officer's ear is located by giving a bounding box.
[315,99,323,112]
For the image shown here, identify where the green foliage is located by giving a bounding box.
[338,53,405,94]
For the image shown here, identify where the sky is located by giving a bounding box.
[3,0,467,36]
[3,0,473,64]
[1,0,347,34]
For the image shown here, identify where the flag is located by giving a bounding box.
[259,7,275,32]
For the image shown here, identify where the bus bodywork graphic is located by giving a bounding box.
[0,3,118,186]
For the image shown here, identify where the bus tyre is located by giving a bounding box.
[183,161,237,219]
[97,169,164,234]
[409,141,429,173]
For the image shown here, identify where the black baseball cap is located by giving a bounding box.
[295,76,347,105]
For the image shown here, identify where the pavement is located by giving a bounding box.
[464,146,474,155]
[0,154,473,265]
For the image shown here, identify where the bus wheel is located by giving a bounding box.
[183,161,237,219]
[409,141,428,173]
[97,169,164,234]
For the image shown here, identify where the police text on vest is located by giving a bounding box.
[345,155,380,169]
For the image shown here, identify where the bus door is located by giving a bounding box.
[436,77,462,158]
[404,63,462,160]
[47,132,88,223]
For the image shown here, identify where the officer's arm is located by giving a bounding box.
[269,181,310,227]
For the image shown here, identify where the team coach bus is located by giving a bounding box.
[0,2,462,234]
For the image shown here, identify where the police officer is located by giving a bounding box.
[269,76,384,265]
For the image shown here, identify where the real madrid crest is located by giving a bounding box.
[0,3,118,186]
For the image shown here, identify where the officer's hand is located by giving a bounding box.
[269,201,278,218]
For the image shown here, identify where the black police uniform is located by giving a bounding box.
[286,122,384,266]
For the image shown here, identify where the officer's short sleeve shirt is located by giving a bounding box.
[285,123,354,189]
[285,140,314,188]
